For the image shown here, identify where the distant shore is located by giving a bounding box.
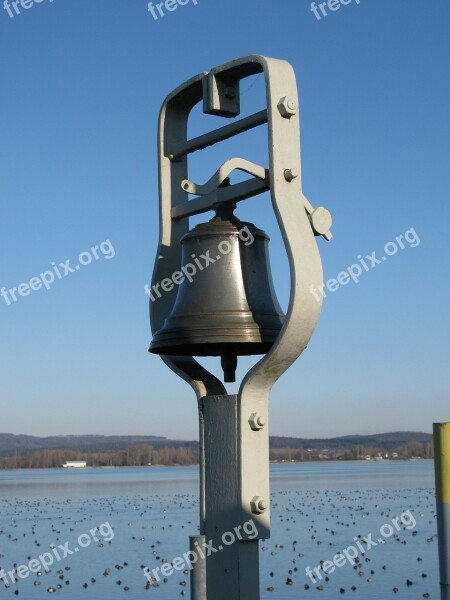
[0,458,434,472]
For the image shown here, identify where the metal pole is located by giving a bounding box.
[203,394,260,600]
[190,535,206,600]
[441,585,450,600]
[434,423,450,590]
[190,399,207,600]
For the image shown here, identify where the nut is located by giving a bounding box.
[249,413,266,431]
[250,496,269,515]
[277,96,297,118]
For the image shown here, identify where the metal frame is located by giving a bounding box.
[150,55,331,599]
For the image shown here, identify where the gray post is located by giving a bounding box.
[202,395,260,600]
[190,535,206,600]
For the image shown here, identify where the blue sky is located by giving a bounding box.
[0,0,448,440]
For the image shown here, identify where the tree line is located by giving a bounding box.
[269,440,434,462]
[0,440,433,469]
[0,444,198,469]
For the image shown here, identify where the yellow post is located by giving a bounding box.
[434,423,450,588]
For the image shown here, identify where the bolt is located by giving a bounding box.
[250,496,268,515]
[287,98,296,111]
[284,168,299,182]
[277,96,297,118]
[249,413,266,431]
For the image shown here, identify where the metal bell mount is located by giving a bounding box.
[149,55,332,600]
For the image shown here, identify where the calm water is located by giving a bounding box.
[0,461,438,599]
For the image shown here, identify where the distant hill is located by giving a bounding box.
[269,431,432,450]
[0,431,432,456]
[0,433,196,456]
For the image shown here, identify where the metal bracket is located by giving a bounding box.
[150,55,332,543]
[203,71,240,117]
[181,158,268,197]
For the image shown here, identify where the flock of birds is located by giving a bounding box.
[0,487,438,598]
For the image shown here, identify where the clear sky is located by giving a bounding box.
[0,0,449,440]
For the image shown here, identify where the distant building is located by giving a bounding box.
[62,461,87,468]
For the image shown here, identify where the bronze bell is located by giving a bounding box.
[149,205,285,382]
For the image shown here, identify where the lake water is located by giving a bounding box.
[0,461,438,599]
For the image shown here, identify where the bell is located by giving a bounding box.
[149,204,285,382]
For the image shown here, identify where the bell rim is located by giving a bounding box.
[148,340,281,357]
